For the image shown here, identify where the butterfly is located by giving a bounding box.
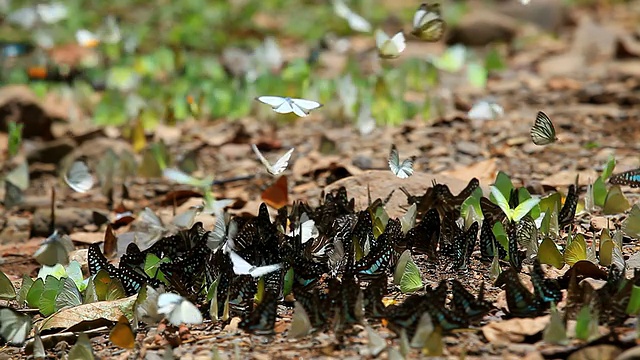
[289,301,313,338]
[228,250,282,278]
[256,96,322,117]
[88,244,153,296]
[495,268,546,318]
[261,175,289,209]
[405,208,440,258]
[506,221,523,272]
[333,0,371,33]
[480,218,507,261]
[388,145,415,179]
[530,111,557,146]
[109,315,135,349]
[528,261,562,305]
[157,292,203,325]
[0,307,32,346]
[64,160,95,193]
[558,184,578,227]
[251,144,294,177]
[239,290,279,335]
[375,30,406,59]
[33,230,74,266]
[162,168,212,188]
[76,29,100,47]
[610,168,640,188]
[490,186,540,223]
[411,3,446,42]
[450,280,492,321]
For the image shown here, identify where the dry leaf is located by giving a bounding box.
[482,316,550,345]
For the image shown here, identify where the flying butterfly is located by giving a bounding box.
[609,168,640,188]
[157,292,203,326]
[256,96,322,117]
[388,145,415,179]
[411,3,446,42]
[251,144,294,176]
[64,160,95,193]
[530,111,557,146]
[375,30,406,59]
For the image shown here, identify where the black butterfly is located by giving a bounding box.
[403,178,479,219]
[88,244,153,295]
[506,222,523,272]
[385,293,431,338]
[425,300,469,331]
[495,268,545,318]
[529,261,562,304]
[450,280,492,321]
[558,184,578,227]
[228,275,257,314]
[609,168,640,188]
[331,276,363,326]
[362,275,388,319]
[292,285,331,328]
[480,218,506,261]
[239,290,279,335]
[119,242,145,268]
[313,187,355,232]
[460,222,479,269]
[404,208,440,259]
[480,196,505,224]
[354,220,398,277]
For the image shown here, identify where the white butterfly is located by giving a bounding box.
[0,308,32,345]
[157,293,203,326]
[162,168,212,188]
[468,101,504,121]
[333,0,372,33]
[251,144,294,176]
[530,111,557,146]
[286,214,319,244]
[256,96,323,117]
[33,230,74,266]
[357,104,376,136]
[64,160,95,193]
[76,29,100,47]
[375,30,406,59]
[388,145,415,179]
[228,250,282,278]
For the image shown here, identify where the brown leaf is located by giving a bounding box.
[39,295,136,332]
[482,316,550,345]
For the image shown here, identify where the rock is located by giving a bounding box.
[0,85,55,139]
[26,138,76,164]
[446,11,518,47]
[31,207,95,237]
[456,141,481,156]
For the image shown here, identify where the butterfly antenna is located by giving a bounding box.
[367,183,372,206]
[383,189,395,205]
[49,186,56,234]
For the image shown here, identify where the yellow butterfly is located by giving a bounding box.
[109,315,135,349]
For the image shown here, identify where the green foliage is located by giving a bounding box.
[7,121,23,158]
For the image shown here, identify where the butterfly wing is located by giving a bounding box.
[291,98,322,111]
[64,160,94,193]
[273,99,295,114]
[228,250,253,275]
[375,29,390,49]
[390,32,406,53]
[251,144,275,174]
[268,148,294,175]
[256,96,286,108]
[610,168,640,188]
[388,145,402,176]
[530,111,557,145]
[396,156,416,179]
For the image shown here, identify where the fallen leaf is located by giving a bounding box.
[39,295,136,332]
[482,316,550,345]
